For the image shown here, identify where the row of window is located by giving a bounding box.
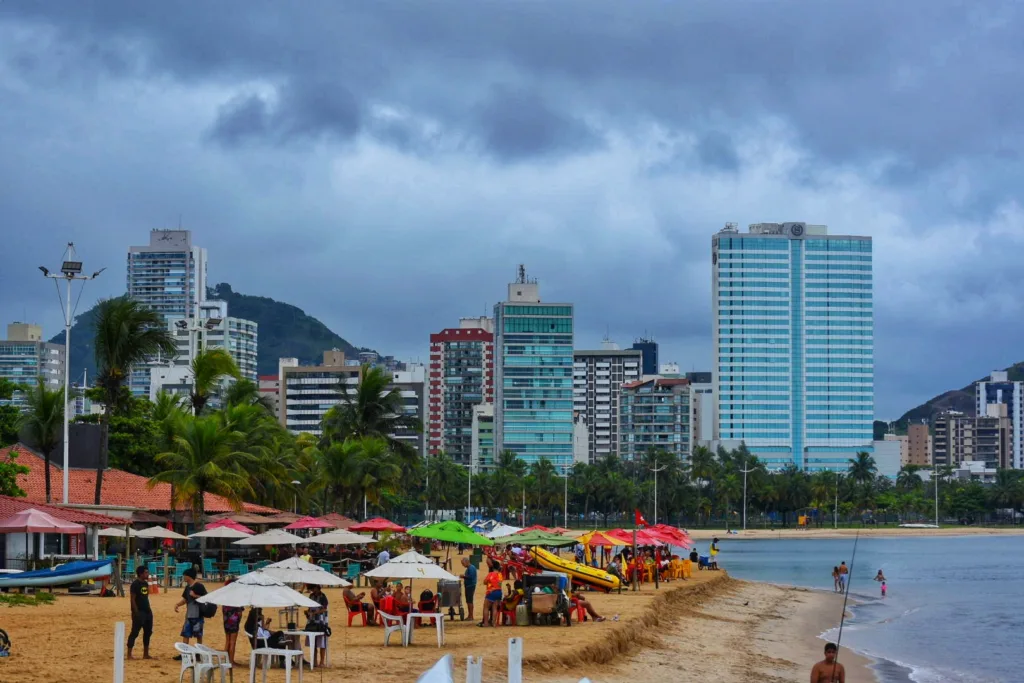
[503,400,574,410]
[505,345,573,355]
[504,305,572,317]
[503,318,573,334]
[502,367,573,377]
[504,378,573,388]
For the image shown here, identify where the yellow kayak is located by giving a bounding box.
[530,547,620,592]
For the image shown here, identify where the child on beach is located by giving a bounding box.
[832,566,840,593]
[874,569,887,597]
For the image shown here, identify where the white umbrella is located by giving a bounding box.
[260,557,351,587]
[197,571,320,608]
[363,550,459,581]
[190,527,252,540]
[97,527,137,538]
[307,529,369,546]
[486,524,522,539]
[233,528,305,546]
[136,526,189,540]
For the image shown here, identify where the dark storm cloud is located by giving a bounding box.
[3,1,1024,419]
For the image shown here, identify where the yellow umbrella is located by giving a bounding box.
[577,531,627,546]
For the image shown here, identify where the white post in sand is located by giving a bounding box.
[508,638,523,683]
[113,621,125,683]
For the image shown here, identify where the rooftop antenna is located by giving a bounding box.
[516,264,527,284]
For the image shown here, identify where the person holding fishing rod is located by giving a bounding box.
[810,643,845,683]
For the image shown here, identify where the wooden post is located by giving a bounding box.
[113,621,125,683]
[508,638,523,683]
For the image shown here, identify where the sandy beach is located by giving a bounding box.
[0,566,874,683]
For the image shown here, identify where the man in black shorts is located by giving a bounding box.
[460,557,477,622]
[127,566,153,659]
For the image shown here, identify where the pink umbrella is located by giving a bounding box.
[0,508,86,534]
[284,516,337,531]
[206,518,255,534]
[349,517,406,533]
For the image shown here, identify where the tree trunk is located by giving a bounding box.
[95,419,109,505]
[44,448,52,504]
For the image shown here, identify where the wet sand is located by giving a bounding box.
[0,568,872,683]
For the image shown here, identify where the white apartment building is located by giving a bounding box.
[572,343,642,463]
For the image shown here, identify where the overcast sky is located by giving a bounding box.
[2,1,1023,419]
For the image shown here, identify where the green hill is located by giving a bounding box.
[51,283,374,381]
[894,361,1024,429]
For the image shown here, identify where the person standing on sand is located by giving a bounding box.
[175,567,208,646]
[127,566,153,660]
[460,556,477,622]
[832,566,841,593]
[810,642,845,682]
[837,562,848,593]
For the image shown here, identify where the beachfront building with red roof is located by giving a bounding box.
[619,378,691,462]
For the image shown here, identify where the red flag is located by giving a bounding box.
[635,509,649,528]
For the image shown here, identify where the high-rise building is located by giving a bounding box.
[933,410,1011,468]
[470,403,495,472]
[0,323,65,409]
[976,371,1022,469]
[390,365,427,460]
[619,378,691,461]
[493,266,574,469]
[572,344,642,462]
[631,337,659,376]
[427,317,495,466]
[127,229,208,397]
[687,371,715,453]
[907,422,932,467]
[259,374,281,419]
[712,222,873,472]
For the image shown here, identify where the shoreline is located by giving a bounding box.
[683,526,1024,540]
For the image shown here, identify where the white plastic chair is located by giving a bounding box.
[195,644,233,683]
[244,628,275,669]
[175,642,215,683]
[379,612,407,647]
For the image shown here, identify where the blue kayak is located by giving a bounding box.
[0,560,112,588]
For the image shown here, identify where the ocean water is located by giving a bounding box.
[718,535,1024,683]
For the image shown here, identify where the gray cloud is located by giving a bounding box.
[3,1,1024,418]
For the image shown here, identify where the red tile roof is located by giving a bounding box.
[0,495,128,527]
[2,445,279,515]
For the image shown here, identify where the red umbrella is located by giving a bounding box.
[606,528,667,546]
[648,523,693,547]
[0,508,85,534]
[515,524,552,534]
[284,516,337,531]
[349,517,406,533]
[206,518,255,534]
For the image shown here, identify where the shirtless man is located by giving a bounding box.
[810,643,845,683]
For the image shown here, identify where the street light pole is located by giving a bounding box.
[467,464,472,524]
[291,479,301,514]
[39,244,104,504]
[739,463,755,531]
[650,464,666,526]
[834,471,841,529]
[934,467,940,527]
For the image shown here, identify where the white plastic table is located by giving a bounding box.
[249,647,303,683]
[405,612,445,647]
[283,629,330,669]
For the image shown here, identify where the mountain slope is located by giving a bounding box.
[51,283,373,380]
[895,361,1024,427]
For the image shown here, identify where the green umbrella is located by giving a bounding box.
[408,520,495,546]
[490,529,577,547]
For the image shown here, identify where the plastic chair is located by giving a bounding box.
[125,558,136,576]
[175,642,215,683]
[172,563,190,587]
[345,597,370,626]
[569,598,587,622]
[202,558,220,580]
[318,561,334,574]
[195,644,233,683]
[147,561,160,578]
[344,563,361,586]
[379,611,406,646]
[226,559,247,576]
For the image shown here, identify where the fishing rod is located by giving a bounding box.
[831,530,860,682]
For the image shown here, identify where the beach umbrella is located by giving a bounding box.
[190,526,251,539]
[306,529,370,546]
[136,526,189,540]
[516,524,553,534]
[646,524,693,547]
[197,571,320,608]
[285,516,337,531]
[491,529,576,547]
[486,523,522,538]
[349,517,406,533]
[209,512,272,526]
[0,508,85,534]
[409,520,494,546]
[606,528,667,546]
[577,531,627,547]
[233,528,305,546]
[363,551,459,581]
[206,518,255,534]
[259,557,351,587]
[262,511,303,524]
[97,527,138,538]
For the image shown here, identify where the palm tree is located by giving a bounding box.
[896,465,923,492]
[321,366,422,462]
[989,470,1024,521]
[847,451,877,486]
[223,378,275,412]
[148,415,255,527]
[93,297,177,504]
[189,349,241,415]
[19,377,65,503]
[529,458,558,524]
[352,436,404,510]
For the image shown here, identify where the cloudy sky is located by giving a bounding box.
[2,1,1023,419]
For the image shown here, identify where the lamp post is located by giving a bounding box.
[291,480,301,514]
[557,466,571,529]
[739,463,756,531]
[934,467,940,527]
[650,464,666,526]
[39,244,104,504]
[834,471,842,529]
[467,464,472,524]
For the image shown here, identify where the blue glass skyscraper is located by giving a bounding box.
[712,222,873,472]
[493,267,575,469]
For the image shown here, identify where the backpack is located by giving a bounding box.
[200,602,218,619]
